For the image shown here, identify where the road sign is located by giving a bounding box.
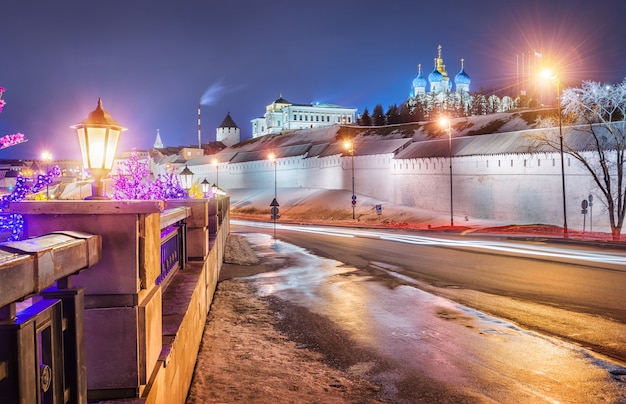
[270,198,279,207]
[375,204,382,215]
[351,200,356,206]
[351,195,357,200]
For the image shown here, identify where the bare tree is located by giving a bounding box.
[535,80,626,240]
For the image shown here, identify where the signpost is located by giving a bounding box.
[270,198,279,239]
[588,194,593,233]
[581,199,588,233]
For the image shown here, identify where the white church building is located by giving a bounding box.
[251,95,357,138]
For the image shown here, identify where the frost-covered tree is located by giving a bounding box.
[532,80,626,239]
[501,96,516,111]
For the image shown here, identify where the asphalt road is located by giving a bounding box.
[233,220,626,363]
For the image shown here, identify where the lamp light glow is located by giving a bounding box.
[179,165,194,191]
[72,98,126,199]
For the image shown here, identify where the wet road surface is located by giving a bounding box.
[241,232,626,403]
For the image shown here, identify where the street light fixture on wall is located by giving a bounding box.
[72,98,126,199]
[343,140,356,220]
[541,68,568,237]
[439,117,454,227]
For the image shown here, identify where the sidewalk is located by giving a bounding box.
[186,235,384,403]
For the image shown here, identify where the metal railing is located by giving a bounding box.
[158,207,189,288]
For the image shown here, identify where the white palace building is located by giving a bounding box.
[251,95,357,138]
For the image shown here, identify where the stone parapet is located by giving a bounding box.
[5,198,229,403]
[7,200,167,400]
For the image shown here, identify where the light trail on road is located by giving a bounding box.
[232,220,626,268]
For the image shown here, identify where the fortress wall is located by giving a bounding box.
[187,150,603,230]
[383,153,598,227]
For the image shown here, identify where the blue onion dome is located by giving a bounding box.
[428,59,443,83]
[454,58,471,85]
[412,64,427,89]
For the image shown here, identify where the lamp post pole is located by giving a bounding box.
[350,148,355,220]
[556,78,568,237]
[268,152,279,239]
[273,157,277,239]
[212,159,219,188]
[448,122,454,227]
[344,141,356,220]
[274,160,277,202]
[541,69,568,238]
[41,151,51,200]
[439,117,454,227]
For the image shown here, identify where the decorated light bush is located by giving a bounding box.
[111,152,187,200]
[0,86,61,241]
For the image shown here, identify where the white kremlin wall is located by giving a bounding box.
[152,116,610,231]
[189,148,600,231]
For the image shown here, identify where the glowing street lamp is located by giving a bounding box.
[343,140,356,220]
[201,178,211,197]
[72,98,126,199]
[178,165,194,193]
[439,117,454,227]
[541,68,568,237]
[41,150,52,199]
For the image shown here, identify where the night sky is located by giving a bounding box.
[1,0,625,160]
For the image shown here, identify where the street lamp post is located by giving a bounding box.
[201,178,210,197]
[268,152,279,239]
[212,158,219,188]
[72,98,126,199]
[344,140,356,220]
[439,117,454,227]
[41,151,52,199]
[541,69,568,237]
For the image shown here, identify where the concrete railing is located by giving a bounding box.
[4,197,229,403]
[0,231,102,404]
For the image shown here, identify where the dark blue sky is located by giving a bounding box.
[1,0,625,160]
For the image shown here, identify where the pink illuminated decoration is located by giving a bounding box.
[0,84,36,241]
[0,133,26,149]
[111,152,186,200]
[0,87,27,148]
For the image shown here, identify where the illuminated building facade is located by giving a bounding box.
[251,95,357,138]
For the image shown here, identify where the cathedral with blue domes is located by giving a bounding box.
[411,45,471,97]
